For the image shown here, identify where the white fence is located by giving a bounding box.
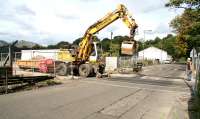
[195,53,200,96]
[105,56,139,72]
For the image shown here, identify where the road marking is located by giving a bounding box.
[81,80,189,93]
[140,76,184,82]
[101,89,149,117]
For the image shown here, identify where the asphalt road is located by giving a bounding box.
[0,64,190,119]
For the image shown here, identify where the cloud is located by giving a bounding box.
[0,32,20,40]
[56,14,79,21]
[154,23,171,34]
[0,32,10,35]
[79,0,100,2]
[106,26,119,32]
[15,5,36,15]
[0,0,182,45]
[142,4,165,13]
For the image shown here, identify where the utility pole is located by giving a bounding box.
[110,31,113,56]
[160,38,163,63]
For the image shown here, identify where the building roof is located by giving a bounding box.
[139,46,167,54]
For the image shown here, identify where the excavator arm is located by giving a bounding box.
[76,4,138,62]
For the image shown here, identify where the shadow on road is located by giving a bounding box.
[184,80,200,119]
[107,76,175,87]
[0,79,62,95]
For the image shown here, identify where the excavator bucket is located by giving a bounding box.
[121,40,137,55]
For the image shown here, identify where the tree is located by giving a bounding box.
[47,41,71,49]
[109,35,131,56]
[166,0,200,57]
[137,40,143,51]
[101,38,110,51]
[56,41,70,49]
[138,34,180,60]
[22,45,28,49]
[72,37,82,45]
[32,44,46,49]
[112,35,129,44]
[166,0,200,9]
[154,37,162,44]
[99,35,133,56]
[47,45,56,49]
[161,35,178,59]
[92,36,100,42]
[72,36,100,45]
[109,43,121,56]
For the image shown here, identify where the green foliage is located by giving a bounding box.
[109,43,120,56]
[137,41,143,51]
[19,34,186,60]
[99,33,182,59]
[47,45,57,49]
[170,9,200,35]
[112,36,126,44]
[166,0,200,58]
[161,35,177,57]
[177,57,186,64]
[32,44,44,49]
[72,37,82,45]
[167,0,200,103]
[140,59,154,66]
[101,38,111,51]
[166,0,200,9]
[47,41,70,49]
[100,35,131,56]
[56,41,70,48]
[92,36,100,42]
[138,37,163,51]
[72,36,100,46]
[138,34,181,60]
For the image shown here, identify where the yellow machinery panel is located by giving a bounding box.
[57,49,75,62]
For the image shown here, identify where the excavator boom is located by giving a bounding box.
[76,4,138,62]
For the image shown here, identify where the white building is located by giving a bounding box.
[20,49,60,60]
[138,47,171,62]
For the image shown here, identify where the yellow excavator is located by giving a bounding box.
[56,4,138,77]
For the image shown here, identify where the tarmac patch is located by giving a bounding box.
[100,89,150,117]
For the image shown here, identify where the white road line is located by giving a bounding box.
[81,80,189,93]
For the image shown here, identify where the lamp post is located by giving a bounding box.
[161,38,163,63]
[110,31,113,56]
[143,30,152,60]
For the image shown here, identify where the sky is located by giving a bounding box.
[0,0,183,46]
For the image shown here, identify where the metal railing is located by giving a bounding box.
[118,56,138,68]
[0,51,66,94]
[0,53,9,66]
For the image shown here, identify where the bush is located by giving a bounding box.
[177,57,186,64]
[141,59,154,66]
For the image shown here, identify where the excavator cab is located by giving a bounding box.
[89,42,104,62]
[89,42,98,62]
